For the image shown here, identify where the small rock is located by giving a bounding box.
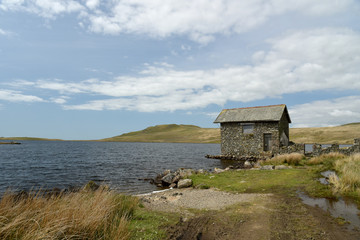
[180,217,188,222]
[83,181,99,191]
[163,169,171,175]
[160,196,167,200]
[244,161,252,168]
[178,168,194,178]
[253,161,261,168]
[275,165,288,170]
[172,175,181,183]
[197,169,205,174]
[214,168,225,173]
[177,179,193,188]
[260,165,275,170]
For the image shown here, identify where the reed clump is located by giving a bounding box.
[329,154,360,193]
[0,186,138,240]
[264,153,305,166]
[307,152,346,166]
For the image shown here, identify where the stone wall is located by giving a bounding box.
[220,122,280,157]
[311,139,360,156]
[278,143,305,155]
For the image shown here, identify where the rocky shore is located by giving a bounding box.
[149,163,293,190]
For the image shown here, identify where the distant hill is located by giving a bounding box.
[290,122,360,144]
[101,123,360,144]
[100,124,220,143]
[3,123,359,144]
[0,137,63,141]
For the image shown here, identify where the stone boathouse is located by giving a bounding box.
[214,104,291,157]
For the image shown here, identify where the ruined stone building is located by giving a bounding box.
[214,104,291,157]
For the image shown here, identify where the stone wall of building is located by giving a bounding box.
[278,112,290,146]
[220,122,280,157]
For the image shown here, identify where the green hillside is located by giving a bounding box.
[101,124,220,143]
[101,123,360,144]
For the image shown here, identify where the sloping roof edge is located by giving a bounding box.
[214,104,291,123]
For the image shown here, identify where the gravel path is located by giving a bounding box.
[138,188,272,213]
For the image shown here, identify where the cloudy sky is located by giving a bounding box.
[1,0,360,140]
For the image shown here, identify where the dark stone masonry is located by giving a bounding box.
[214,104,291,158]
[220,122,280,157]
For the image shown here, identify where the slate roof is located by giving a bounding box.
[214,104,291,123]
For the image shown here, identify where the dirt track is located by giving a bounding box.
[139,188,360,240]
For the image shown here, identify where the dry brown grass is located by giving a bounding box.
[307,152,346,165]
[264,153,305,166]
[290,123,360,144]
[329,154,360,193]
[0,187,138,240]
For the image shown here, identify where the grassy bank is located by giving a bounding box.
[191,152,360,203]
[191,166,333,198]
[0,187,138,240]
[329,154,360,196]
[0,186,179,240]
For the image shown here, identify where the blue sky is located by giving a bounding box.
[0,0,360,140]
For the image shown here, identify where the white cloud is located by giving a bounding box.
[85,0,99,10]
[0,0,357,43]
[6,27,359,113]
[30,28,356,112]
[0,27,12,36]
[51,96,69,104]
[82,0,357,43]
[3,79,35,88]
[289,96,360,127]
[0,89,44,102]
[0,0,84,19]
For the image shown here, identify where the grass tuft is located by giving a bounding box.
[263,153,305,166]
[0,187,138,240]
[329,154,360,193]
[307,152,346,167]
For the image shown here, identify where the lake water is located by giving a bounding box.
[0,141,221,194]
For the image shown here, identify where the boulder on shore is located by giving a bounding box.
[161,173,176,185]
[177,179,193,188]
